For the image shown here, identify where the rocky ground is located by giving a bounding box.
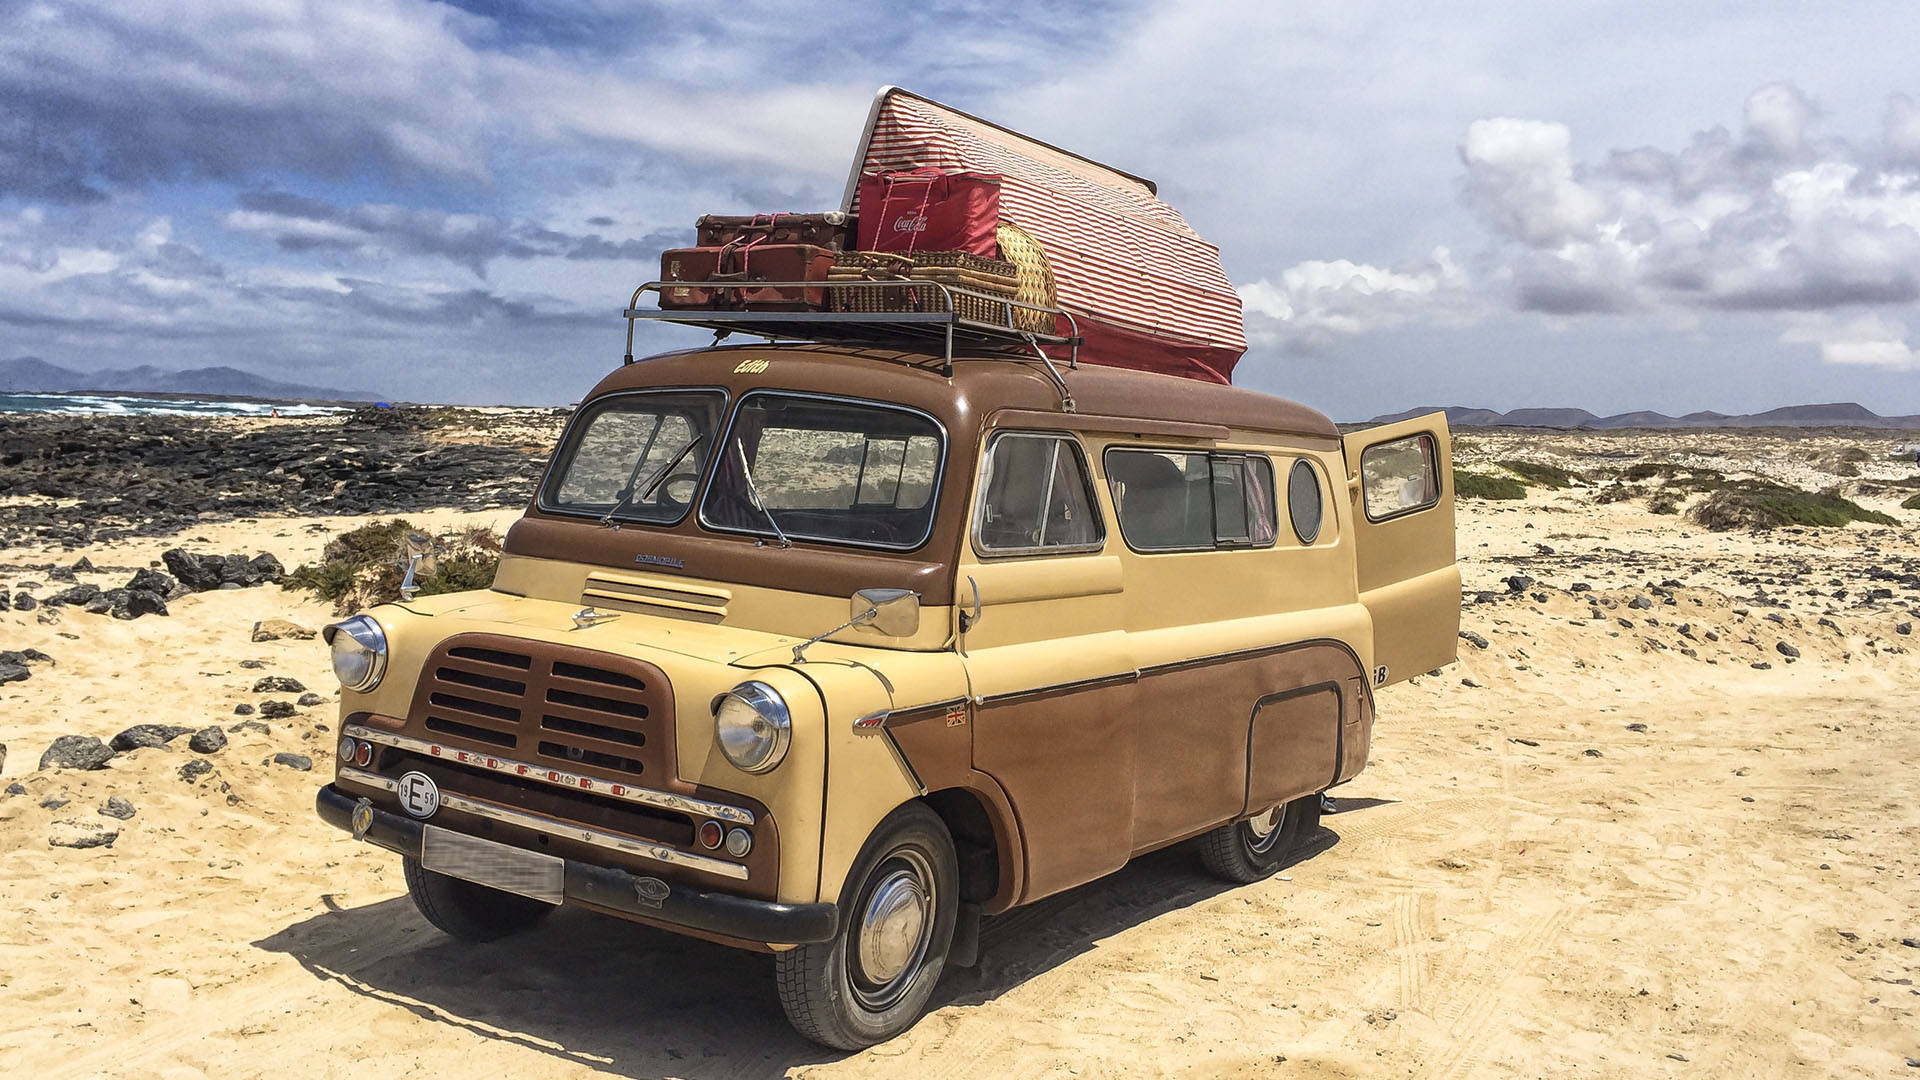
[0,405,564,548]
[0,414,1917,1078]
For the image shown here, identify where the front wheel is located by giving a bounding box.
[402,856,554,941]
[1197,793,1323,883]
[776,803,958,1050]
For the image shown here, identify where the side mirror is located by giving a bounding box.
[853,588,920,637]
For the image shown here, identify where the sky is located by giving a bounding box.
[3,1,1920,420]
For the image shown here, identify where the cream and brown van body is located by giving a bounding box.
[315,342,1458,1034]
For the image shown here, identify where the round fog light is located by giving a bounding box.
[354,740,373,767]
[724,827,752,858]
[697,821,724,849]
[338,737,356,762]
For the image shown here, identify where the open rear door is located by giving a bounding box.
[1343,414,1460,687]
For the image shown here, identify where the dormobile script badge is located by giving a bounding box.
[634,552,685,569]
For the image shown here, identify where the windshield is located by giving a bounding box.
[543,390,726,524]
[700,392,944,550]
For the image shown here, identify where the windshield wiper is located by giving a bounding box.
[601,434,704,528]
[733,438,791,548]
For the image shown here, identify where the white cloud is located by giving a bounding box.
[1459,85,1920,317]
[1743,82,1816,157]
[1782,313,1919,370]
[1460,118,1606,247]
[1239,248,1475,350]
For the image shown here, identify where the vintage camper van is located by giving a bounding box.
[316,341,1459,1048]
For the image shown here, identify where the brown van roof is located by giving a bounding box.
[585,345,1338,442]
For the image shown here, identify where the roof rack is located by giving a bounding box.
[623,280,1081,382]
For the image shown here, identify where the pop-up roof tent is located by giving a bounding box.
[841,87,1248,385]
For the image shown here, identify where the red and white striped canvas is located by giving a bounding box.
[843,89,1248,384]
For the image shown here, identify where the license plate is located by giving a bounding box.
[420,825,565,905]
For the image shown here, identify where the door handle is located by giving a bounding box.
[959,575,982,633]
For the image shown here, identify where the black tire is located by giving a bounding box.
[402,856,554,941]
[1197,794,1323,884]
[776,803,958,1050]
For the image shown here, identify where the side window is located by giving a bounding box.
[974,432,1104,555]
[1105,449,1278,552]
[1288,458,1325,544]
[1360,434,1440,521]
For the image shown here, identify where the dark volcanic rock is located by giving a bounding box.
[187,726,228,754]
[1459,630,1490,649]
[99,795,137,820]
[109,724,195,751]
[259,700,297,719]
[228,720,272,737]
[125,568,178,597]
[251,676,306,694]
[40,735,115,771]
[163,549,286,592]
[178,758,213,782]
[272,752,313,771]
[1777,641,1801,658]
[46,583,101,607]
[233,703,255,715]
[2,410,554,550]
[13,592,35,611]
[116,589,169,619]
[297,692,325,707]
[0,660,28,684]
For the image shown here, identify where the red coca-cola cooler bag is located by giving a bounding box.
[855,167,1002,257]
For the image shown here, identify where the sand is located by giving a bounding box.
[2,430,1918,1078]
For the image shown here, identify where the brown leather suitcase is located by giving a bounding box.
[694,212,853,251]
[659,242,836,310]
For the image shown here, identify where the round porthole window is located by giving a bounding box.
[1288,459,1323,544]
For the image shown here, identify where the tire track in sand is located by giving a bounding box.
[1418,903,1572,1080]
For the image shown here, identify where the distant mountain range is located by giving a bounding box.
[0,356,379,402]
[1366,402,1920,430]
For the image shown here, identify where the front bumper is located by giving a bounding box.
[316,784,837,945]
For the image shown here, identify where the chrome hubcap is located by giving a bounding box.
[1246,803,1287,855]
[852,850,934,1010]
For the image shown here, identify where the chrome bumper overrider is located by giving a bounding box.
[337,764,750,881]
[344,724,754,824]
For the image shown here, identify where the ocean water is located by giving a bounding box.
[0,392,351,417]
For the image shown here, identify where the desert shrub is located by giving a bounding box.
[1687,482,1899,531]
[1839,447,1870,462]
[1454,470,1526,500]
[1903,492,1920,510]
[1646,490,1682,515]
[1496,459,1582,488]
[1620,462,1725,490]
[286,519,502,614]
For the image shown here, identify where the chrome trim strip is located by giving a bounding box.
[974,670,1140,706]
[339,766,397,792]
[338,766,750,882]
[345,725,755,825]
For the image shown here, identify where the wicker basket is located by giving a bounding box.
[995,221,1058,333]
[829,250,1020,325]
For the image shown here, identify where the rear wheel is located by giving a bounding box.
[402,856,554,941]
[776,803,958,1050]
[1198,794,1323,883]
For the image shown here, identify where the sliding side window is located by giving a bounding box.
[1105,449,1277,552]
[973,432,1104,555]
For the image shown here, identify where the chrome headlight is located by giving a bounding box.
[713,681,791,774]
[323,615,388,692]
